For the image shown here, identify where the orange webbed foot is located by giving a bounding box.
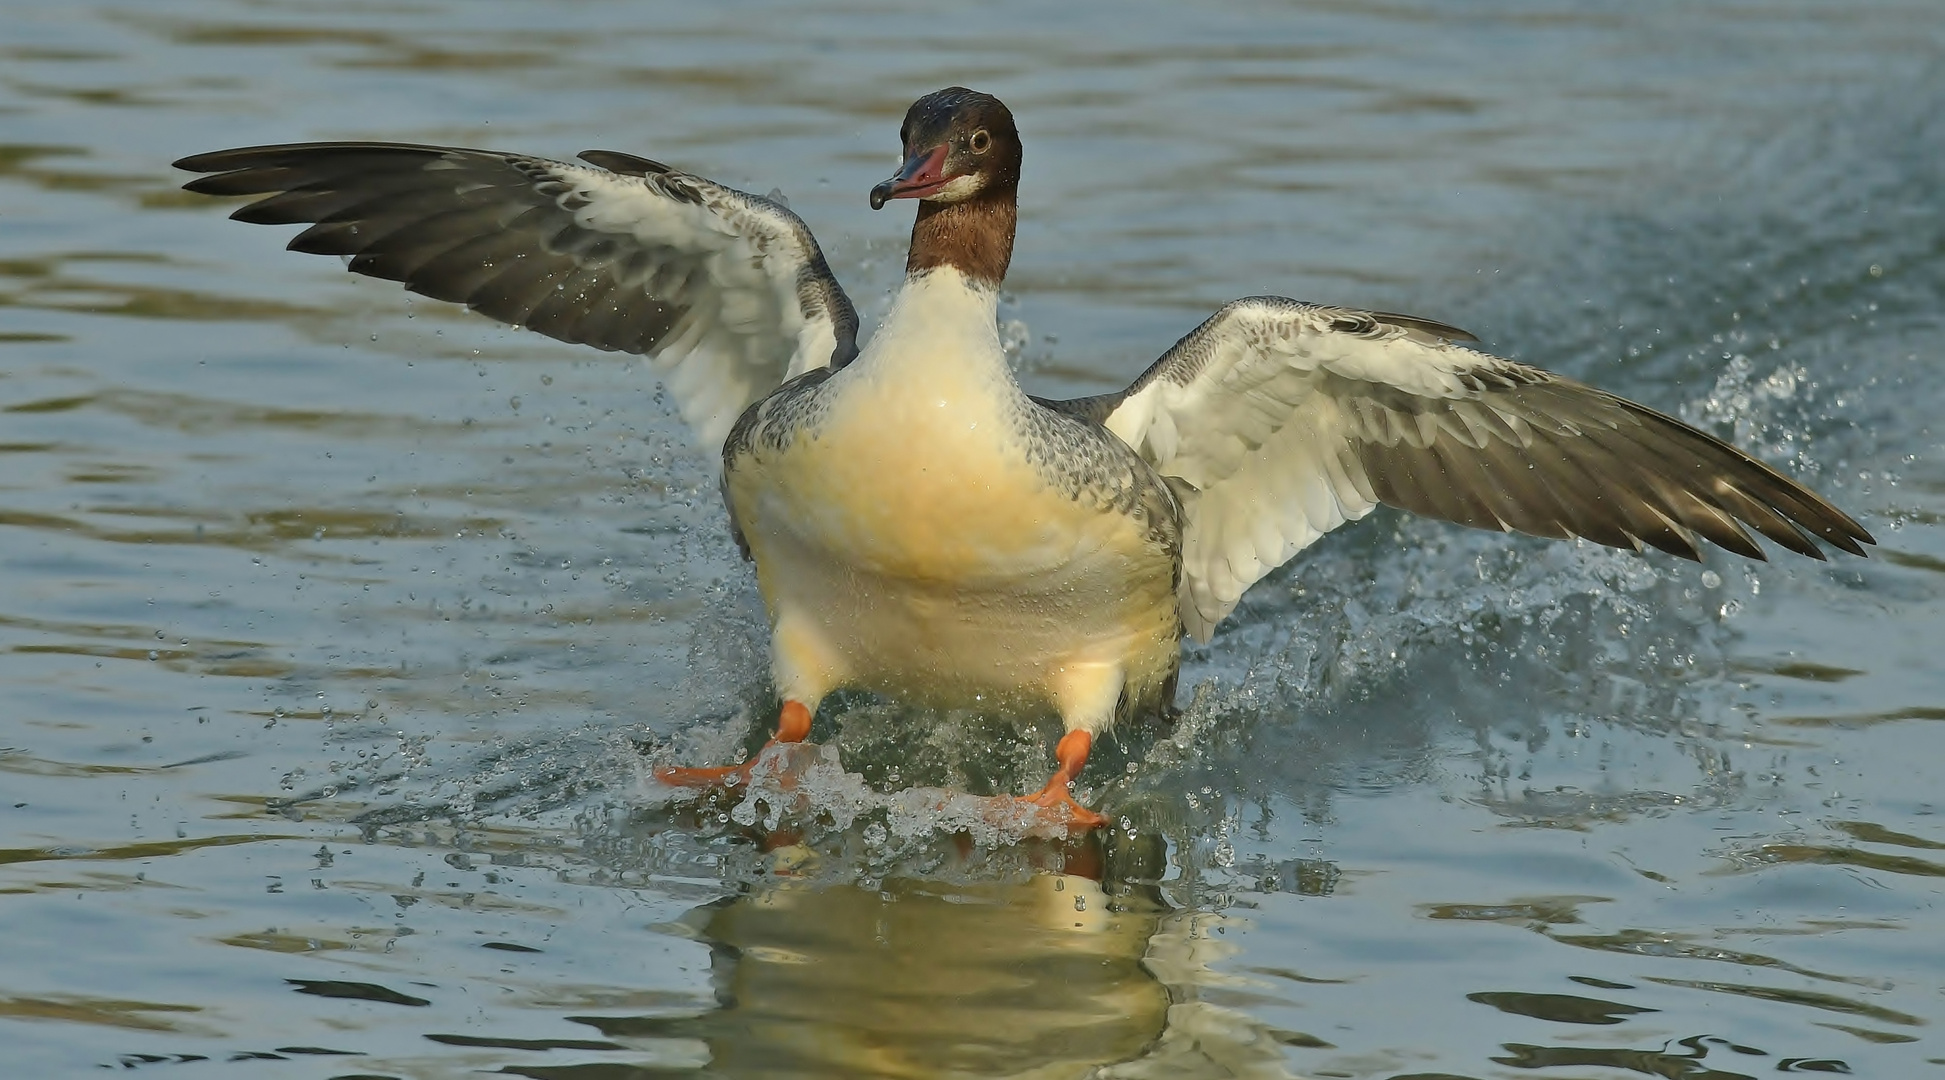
[655,700,814,792]
[1019,788,1111,831]
[1016,728,1110,831]
[655,760,756,789]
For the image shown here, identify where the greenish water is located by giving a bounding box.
[3,2,1943,1077]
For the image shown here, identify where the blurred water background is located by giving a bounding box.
[3,1,1943,1076]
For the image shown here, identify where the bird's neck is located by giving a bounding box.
[853,265,1016,397]
[905,184,1017,289]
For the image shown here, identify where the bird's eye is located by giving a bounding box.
[969,129,991,154]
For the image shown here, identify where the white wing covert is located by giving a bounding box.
[1086,297,1873,640]
[175,142,859,447]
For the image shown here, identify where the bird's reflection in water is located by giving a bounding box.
[585,832,1299,1078]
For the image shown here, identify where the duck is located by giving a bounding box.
[175,86,1873,830]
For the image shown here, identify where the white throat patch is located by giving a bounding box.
[926,172,987,203]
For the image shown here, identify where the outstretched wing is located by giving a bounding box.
[175,142,859,447]
[1064,296,1873,640]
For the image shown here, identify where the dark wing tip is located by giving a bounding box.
[1361,308,1482,344]
[1352,377,1875,567]
[172,146,281,174]
[173,143,328,175]
[1831,508,1874,551]
[173,143,464,200]
[178,173,240,197]
[1802,510,1873,557]
[174,147,277,195]
[578,150,673,176]
[1581,395,1874,564]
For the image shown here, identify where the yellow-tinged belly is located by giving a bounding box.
[768,428,1082,580]
[725,377,1179,709]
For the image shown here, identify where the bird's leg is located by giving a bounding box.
[657,700,814,788]
[1020,729,1110,830]
[1013,662,1123,831]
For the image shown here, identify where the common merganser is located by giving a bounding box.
[175,87,1872,830]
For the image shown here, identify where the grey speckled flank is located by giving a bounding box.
[719,366,837,562]
[1017,394,1187,559]
[722,367,839,462]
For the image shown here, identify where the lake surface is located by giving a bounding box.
[4,2,1943,1077]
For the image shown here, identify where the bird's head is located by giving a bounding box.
[870,87,1020,210]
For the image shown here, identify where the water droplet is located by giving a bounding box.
[1700,570,1721,589]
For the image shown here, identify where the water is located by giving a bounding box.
[3,1,1943,1076]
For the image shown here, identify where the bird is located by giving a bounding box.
[175,86,1873,830]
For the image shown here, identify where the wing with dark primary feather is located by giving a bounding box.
[1050,296,1873,640]
[174,142,859,447]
